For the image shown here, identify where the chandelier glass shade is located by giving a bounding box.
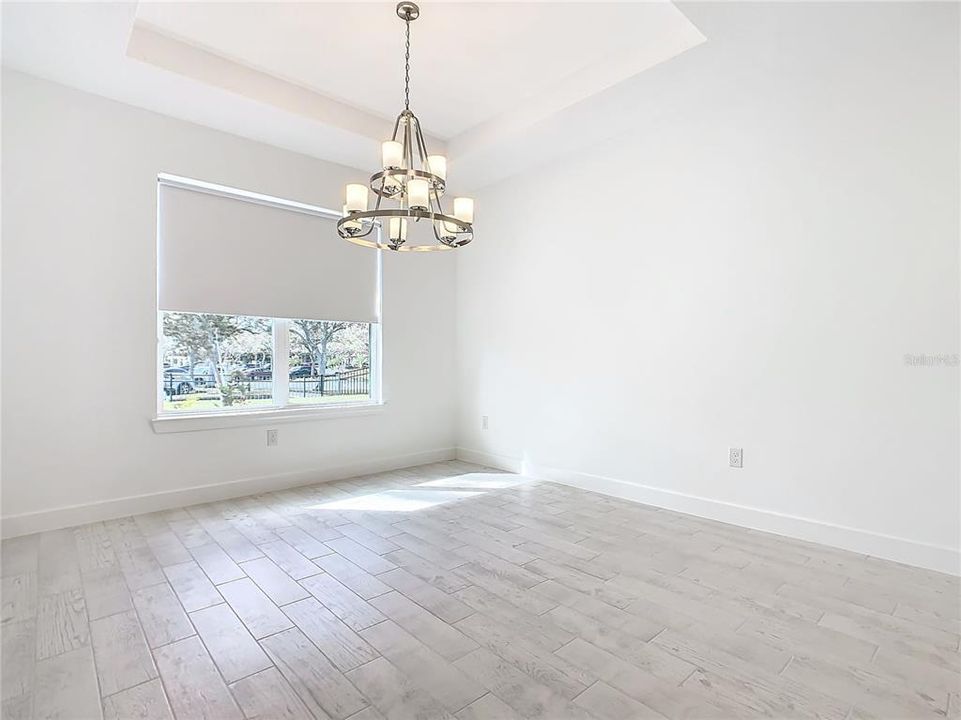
[337,2,473,252]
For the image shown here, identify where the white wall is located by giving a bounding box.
[1,70,457,533]
[455,3,960,573]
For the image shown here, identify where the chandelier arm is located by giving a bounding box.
[429,174,445,215]
[357,188,385,239]
[403,118,414,176]
[355,215,377,239]
[409,114,428,175]
[396,112,410,179]
[431,220,445,244]
[340,215,375,240]
[412,113,432,167]
[389,113,402,143]
[369,169,442,198]
[411,117,440,212]
[412,117,446,216]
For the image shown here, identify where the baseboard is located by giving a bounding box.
[454,446,525,473]
[1,447,456,538]
[455,447,960,576]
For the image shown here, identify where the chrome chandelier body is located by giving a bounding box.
[338,2,473,252]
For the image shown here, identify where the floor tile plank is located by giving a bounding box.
[188,603,271,683]
[573,681,667,720]
[346,656,454,720]
[453,647,592,720]
[34,645,102,720]
[229,667,315,720]
[360,620,486,712]
[261,627,369,720]
[454,692,522,720]
[2,619,36,702]
[219,577,292,639]
[153,635,244,720]
[239,557,310,606]
[282,596,379,672]
[102,678,173,720]
[164,561,223,613]
[132,583,194,649]
[2,574,37,626]
[89,610,157,696]
[189,544,246,585]
[371,590,477,662]
[259,540,322,580]
[313,553,392,600]
[300,572,386,632]
[378,567,474,624]
[36,588,89,659]
[454,612,593,699]
[82,568,133,621]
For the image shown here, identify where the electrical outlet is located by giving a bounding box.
[481,415,489,431]
[729,447,743,468]
[267,429,279,447]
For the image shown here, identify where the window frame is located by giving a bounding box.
[153,176,383,432]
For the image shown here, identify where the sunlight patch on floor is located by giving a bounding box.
[416,472,532,490]
[311,488,484,512]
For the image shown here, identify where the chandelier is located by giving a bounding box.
[337,2,473,252]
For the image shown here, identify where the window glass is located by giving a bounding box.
[161,312,273,412]
[159,312,374,414]
[287,321,371,405]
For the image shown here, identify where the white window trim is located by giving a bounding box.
[154,176,384,433]
[273,318,291,407]
[151,401,386,433]
[153,318,384,433]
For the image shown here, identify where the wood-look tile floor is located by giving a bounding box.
[2,461,959,720]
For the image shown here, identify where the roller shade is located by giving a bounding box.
[158,179,379,323]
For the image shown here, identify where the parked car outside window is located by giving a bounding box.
[244,366,273,380]
[163,368,196,397]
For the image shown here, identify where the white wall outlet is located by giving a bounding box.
[729,447,743,468]
[267,429,279,447]
[481,415,489,430]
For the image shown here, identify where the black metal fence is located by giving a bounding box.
[164,367,370,400]
[290,367,370,398]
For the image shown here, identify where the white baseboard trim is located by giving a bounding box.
[454,446,525,473]
[455,447,960,576]
[1,447,456,539]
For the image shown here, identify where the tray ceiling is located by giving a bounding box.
[2,2,706,188]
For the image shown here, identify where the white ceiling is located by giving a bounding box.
[133,2,699,140]
[1,2,706,189]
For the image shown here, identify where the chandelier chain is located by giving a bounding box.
[404,19,411,110]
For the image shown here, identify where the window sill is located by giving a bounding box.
[151,402,385,434]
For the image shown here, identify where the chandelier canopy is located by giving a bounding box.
[337,2,473,252]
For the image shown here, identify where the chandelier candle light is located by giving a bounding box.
[337,2,474,251]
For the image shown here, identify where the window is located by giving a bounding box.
[157,175,381,418]
[287,321,372,406]
[161,312,273,412]
[160,312,374,414]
